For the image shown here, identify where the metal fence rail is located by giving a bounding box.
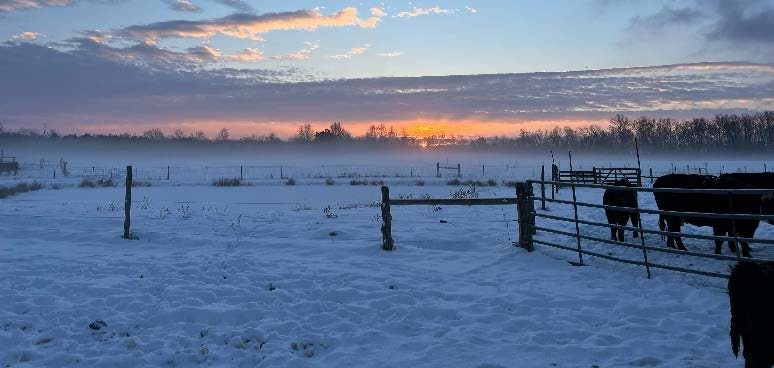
[519,179,774,279]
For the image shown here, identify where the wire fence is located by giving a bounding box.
[0,162,543,184]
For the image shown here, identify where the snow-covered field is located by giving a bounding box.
[1,177,765,367]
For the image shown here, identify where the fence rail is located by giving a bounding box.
[520,179,774,279]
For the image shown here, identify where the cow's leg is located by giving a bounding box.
[605,210,617,241]
[668,218,687,251]
[713,227,725,255]
[631,212,640,238]
[665,217,678,249]
[617,221,625,242]
[740,242,752,258]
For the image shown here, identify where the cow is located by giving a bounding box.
[721,173,774,226]
[653,174,763,257]
[728,261,774,368]
[602,179,639,242]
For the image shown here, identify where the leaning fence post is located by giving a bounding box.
[516,182,534,251]
[380,186,394,251]
[123,165,132,239]
[569,152,584,265]
[540,165,546,210]
[633,190,651,278]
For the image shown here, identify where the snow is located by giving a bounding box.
[0,178,757,367]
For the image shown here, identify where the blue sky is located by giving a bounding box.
[1,0,774,136]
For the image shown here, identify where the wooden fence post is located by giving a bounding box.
[482,165,485,177]
[516,182,534,251]
[240,165,243,180]
[649,168,653,184]
[380,186,394,251]
[457,163,461,177]
[540,165,546,210]
[167,165,170,180]
[123,165,132,239]
[280,165,284,180]
[552,164,558,196]
[436,163,440,177]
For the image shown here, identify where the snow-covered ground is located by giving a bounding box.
[0,180,762,367]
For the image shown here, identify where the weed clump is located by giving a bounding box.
[325,178,335,186]
[350,179,368,186]
[213,178,242,187]
[450,185,480,199]
[0,182,43,199]
[80,178,115,188]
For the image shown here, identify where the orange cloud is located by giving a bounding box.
[123,7,382,42]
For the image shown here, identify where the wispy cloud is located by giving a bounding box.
[9,31,40,42]
[394,6,457,18]
[163,0,201,12]
[0,0,72,12]
[210,0,253,13]
[377,51,402,57]
[270,41,319,61]
[330,45,370,60]
[626,6,702,32]
[121,7,383,42]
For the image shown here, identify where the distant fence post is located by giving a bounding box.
[436,163,440,177]
[482,165,485,177]
[280,165,284,179]
[240,165,243,180]
[457,163,461,177]
[380,186,394,251]
[540,165,546,210]
[167,165,170,180]
[649,168,653,184]
[516,182,534,251]
[123,165,132,239]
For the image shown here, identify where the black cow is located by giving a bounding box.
[728,261,774,368]
[721,173,774,226]
[602,179,639,241]
[653,174,763,257]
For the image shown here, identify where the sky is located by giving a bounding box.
[1,0,774,138]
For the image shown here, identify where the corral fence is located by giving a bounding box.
[551,165,642,187]
[523,179,774,279]
[378,181,774,279]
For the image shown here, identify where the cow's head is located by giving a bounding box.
[763,193,774,225]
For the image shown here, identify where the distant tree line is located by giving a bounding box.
[2,112,773,152]
[472,112,774,153]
